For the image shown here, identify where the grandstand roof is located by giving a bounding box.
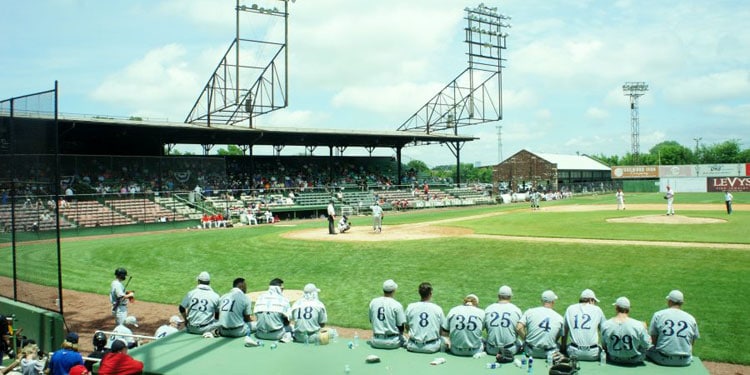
[533,152,610,171]
[46,116,478,155]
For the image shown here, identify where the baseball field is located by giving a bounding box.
[1,191,748,366]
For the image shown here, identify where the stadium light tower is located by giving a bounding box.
[623,82,648,164]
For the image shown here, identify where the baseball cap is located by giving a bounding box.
[304,283,320,293]
[68,365,89,375]
[124,315,139,327]
[110,339,127,352]
[498,285,513,297]
[541,290,558,302]
[65,332,79,344]
[666,290,684,303]
[169,315,184,324]
[580,289,600,302]
[613,296,631,309]
[382,279,398,292]
[197,271,211,282]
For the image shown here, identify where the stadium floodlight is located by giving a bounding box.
[623,81,649,164]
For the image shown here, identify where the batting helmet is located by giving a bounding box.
[114,268,128,278]
[93,332,107,350]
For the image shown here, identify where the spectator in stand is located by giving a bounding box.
[97,340,143,375]
[263,210,274,224]
[84,332,109,372]
[47,332,84,375]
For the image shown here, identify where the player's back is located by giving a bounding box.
[564,303,605,345]
[291,298,327,332]
[522,306,563,348]
[602,317,651,358]
[405,301,444,341]
[485,302,522,346]
[219,288,252,328]
[443,304,484,349]
[182,285,220,326]
[369,296,405,335]
[649,308,699,355]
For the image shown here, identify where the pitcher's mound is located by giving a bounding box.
[606,215,726,224]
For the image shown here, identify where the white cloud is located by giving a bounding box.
[330,82,444,115]
[585,107,608,120]
[665,70,750,103]
[90,44,202,121]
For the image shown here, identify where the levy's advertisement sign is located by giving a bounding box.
[707,177,750,192]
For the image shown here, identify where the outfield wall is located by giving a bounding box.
[0,296,65,354]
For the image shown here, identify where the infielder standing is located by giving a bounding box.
[601,297,652,365]
[724,191,733,214]
[484,285,523,356]
[442,294,485,357]
[291,283,328,343]
[110,268,134,326]
[517,290,564,359]
[646,290,699,366]
[179,271,221,335]
[371,201,384,233]
[404,282,445,354]
[218,278,254,337]
[368,279,406,349]
[562,289,605,361]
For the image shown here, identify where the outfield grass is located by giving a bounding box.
[1,192,748,364]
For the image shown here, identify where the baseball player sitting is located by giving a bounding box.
[179,271,221,335]
[517,290,564,359]
[368,279,406,349]
[218,278,254,338]
[154,315,184,339]
[442,294,485,357]
[646,290,699,366]
[290,283,328,344]
[484,285,523,356]
[106,315,139,349]
[253,278,292,342]
[337,215,351,233]
[601,297,652,365]
[404,282,446,354]
[562,289,605,361]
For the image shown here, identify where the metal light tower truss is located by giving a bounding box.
[185,0,292,127]
[397,3,509,137]
[622,81,648,163]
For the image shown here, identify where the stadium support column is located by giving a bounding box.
[328,145,334,185]
[446,141,465,186]
[396,146,402,185]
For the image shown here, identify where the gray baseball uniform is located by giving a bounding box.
[520,306,564,358]
[484,301,523,355]
[218,287,253,337]
[253,286,291,340]
[442,304,485,356]
[602,317,652,364]
[371,204,383,232]
[291,297,327,343]
[405,301,445,353]
[368,296,406,349]
[564,303,605,360]
[110,279,128,325]
[106,324,134,348]
[154,325,178,339]
[646,308,699,366]
[180,284,221,334]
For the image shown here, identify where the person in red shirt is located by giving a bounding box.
[98,340,143,375]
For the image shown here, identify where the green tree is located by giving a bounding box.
[648,141,692,165]
[700,140,742,163]
[406,159,431,175]
[216,145,245,156]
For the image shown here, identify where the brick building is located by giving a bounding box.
[493,149,611,192]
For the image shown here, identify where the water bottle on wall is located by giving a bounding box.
[527,356,533,373]
[599,349,606,366]
[353,331,359,347]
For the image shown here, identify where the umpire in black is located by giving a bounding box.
[326,200,336,235]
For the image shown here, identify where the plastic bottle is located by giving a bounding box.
[270,343,277,350]
[344,364,351,374]
[257,340,264,347]
[599,350,606,366]
[353,331,359,347]
[521,354,527,367]
[329,328,338,343]
[527,357,533,373]
[546,352,553,366]
[486,362,499,369]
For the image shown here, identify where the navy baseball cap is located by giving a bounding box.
[110,339,127,352]
[65,332,79,344]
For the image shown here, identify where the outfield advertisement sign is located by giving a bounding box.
[611,166,658,179]
[707,176,750,192]
[659,164,746,178]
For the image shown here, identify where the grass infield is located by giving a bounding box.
[1,192,748,364]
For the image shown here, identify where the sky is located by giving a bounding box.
[1,0,749,167]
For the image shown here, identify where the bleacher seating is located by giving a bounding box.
[106,198,191,223]
[0,205,74,232]
[154,196,203,220]
[59,200,135,228]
